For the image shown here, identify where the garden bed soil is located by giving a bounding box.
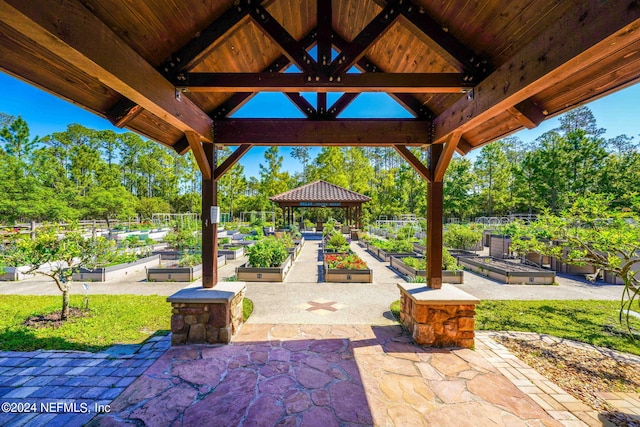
[236,254,293,282]
[458,256,556,285]
[389,255,464,284]
[73,254,160,282]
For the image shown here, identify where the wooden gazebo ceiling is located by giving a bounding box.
[1,0,639,157]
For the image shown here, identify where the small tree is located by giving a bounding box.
[510,195,640,330]
[0,224,112,320]
[443,223,483,251]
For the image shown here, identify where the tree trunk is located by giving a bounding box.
[61,288,70,321]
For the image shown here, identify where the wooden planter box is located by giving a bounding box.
[458,256,555,285]
[389,255,464,284]
[525,251,552,268]
[0,264,55,281]
[323,261,373,283]
[448,250,479,261]
[73,254,160,282]
[236,254,293,282]
[146,255,226,282]
[218,246,245,260]
[489,234,512,259]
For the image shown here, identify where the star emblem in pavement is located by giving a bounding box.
[298,298,346,315]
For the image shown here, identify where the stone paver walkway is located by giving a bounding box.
[0,335,169,426]
[91,324,562,426]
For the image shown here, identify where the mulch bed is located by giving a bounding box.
[23,307,91,329]
[496,336,640,426]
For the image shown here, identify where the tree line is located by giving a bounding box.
[1,106,639,225]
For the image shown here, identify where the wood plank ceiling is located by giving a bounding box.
[0,0,639,156]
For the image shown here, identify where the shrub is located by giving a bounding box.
[325,231,349,252]
[443,224,482,250]
[246,237,288,268]
[178,254,202,267]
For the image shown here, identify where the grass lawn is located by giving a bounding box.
[0,295,255,352]
[476,300,640,355]
[391,299,640,355]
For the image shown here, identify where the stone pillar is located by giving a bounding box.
[167,282,246,345]
[397,283,479,348]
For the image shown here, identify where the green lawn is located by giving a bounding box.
[477,300,640,355]
[0,295,254,352]
[391,299,640,355]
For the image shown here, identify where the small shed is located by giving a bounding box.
[270,180,370,229]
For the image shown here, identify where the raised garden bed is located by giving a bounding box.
[367,244,414,263]
[146,255,226,282]
[458,256,556,285]
[323,253,373,283]
[218,246,245,260]
[236,254,293,282]
[73,254,160,282]
[390,255,464,284]
[489,234,512,259]
[0,263,56,281]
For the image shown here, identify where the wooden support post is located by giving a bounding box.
[426,144,443,289]
[202,143,218,288]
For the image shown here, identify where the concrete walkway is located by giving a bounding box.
[0,236,636,426]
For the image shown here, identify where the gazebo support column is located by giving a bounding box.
[168,140,247,346]
[202,143,218,288]
[396,141,478,348]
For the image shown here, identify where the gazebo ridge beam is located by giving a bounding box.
[213,119,432,146]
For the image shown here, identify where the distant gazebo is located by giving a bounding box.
[270,180,370,229]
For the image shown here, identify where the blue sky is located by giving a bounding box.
[1,71,639,177]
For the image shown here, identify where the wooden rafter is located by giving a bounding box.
[180,72,472,93]
[433,0,640,144]
[214,144,252,181]
[395,0,489,77]
[329,3,400,76]
[326,93,359,118]
[250,5,317,74]
[332,32,433,119]
[213,119,431,146]
[0,0,214,142]
[185,132,212,180]
[507,100,546,130]
[433,132,461,182]
[394,146,432,182]
[285,93,317,117]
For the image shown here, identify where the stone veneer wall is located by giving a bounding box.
[399,291,476,348]
[170,288,244,345]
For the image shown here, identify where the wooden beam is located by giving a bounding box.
[213,119,431,146]
[433,0,640,144]
[329,3,400,75]
[108,100,144,128]
[162,2,251,76]
[214,144,252,181]
[185,132,212,180]
[285,93,317,117]
[455,138,473,156]
[394,145,432,182]
[250,5,317,74]
[181,72,472,92]
[507,100,546,129]
[433,132,461,182]
[317,0,332,69]
[209,29,318,120]
[0,0,214,142]
[327,93,359,118]
[396,0,488,77]
[332,32,433,119]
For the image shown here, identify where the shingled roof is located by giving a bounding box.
[270,180,371,203]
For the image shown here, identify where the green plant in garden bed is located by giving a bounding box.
[368,238,414,253]
[443,224,483,250]
[324,231,350,252]
[324,253,368,270]
[177,254,202,267]
[246,237,288,267]
[399,248,460,271]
